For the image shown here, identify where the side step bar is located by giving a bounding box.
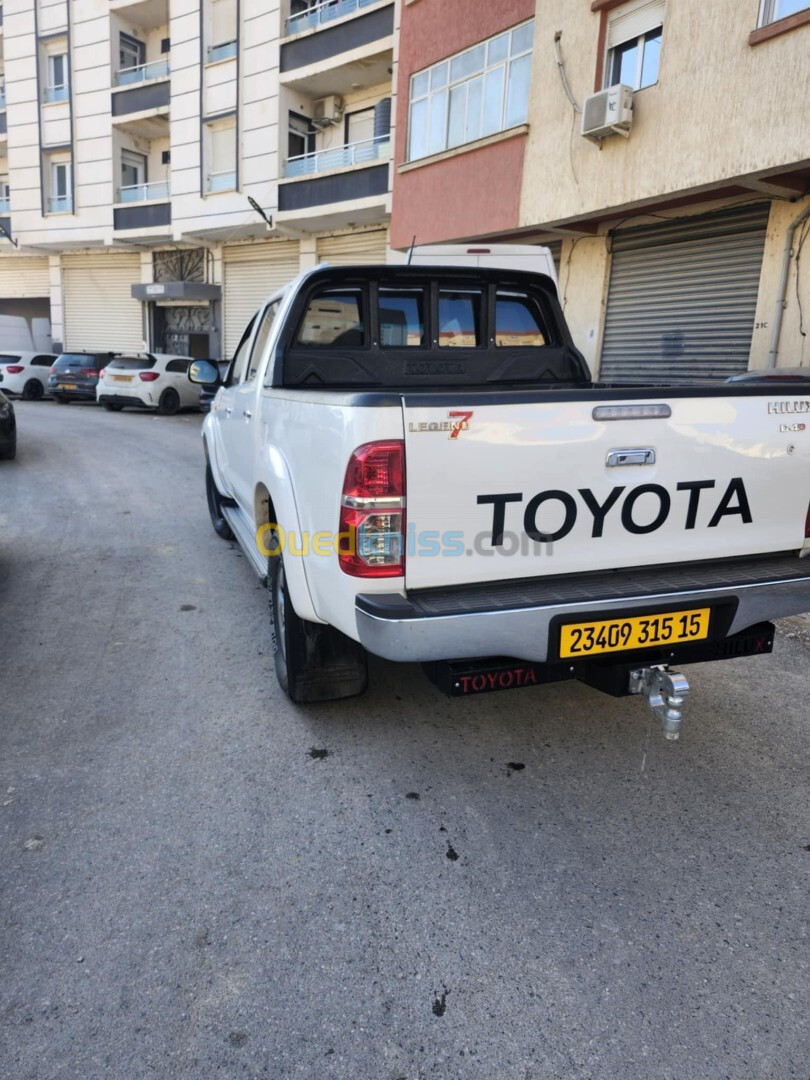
[222,504,267,580]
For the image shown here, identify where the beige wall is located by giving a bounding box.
[521,0,810,227]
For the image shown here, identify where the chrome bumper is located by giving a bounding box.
[355,558,810,663]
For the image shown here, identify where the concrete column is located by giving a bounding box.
[48,254,63,351]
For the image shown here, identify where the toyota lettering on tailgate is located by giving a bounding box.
[477,478,752,545]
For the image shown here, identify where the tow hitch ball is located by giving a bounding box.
[629,666,690,740]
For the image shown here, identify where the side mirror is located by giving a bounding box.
[188,359,221,386]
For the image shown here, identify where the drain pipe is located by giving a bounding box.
[768,201,810,368]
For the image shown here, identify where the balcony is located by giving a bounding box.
[207,40,237,64]
[117,180,169,203]
[280,0,393,86]
[0,196,9,212]
[285,133,390,177]
[44,85,69,104]
[47,196,72,213]
[115,58,170,87]
[0,88,5,110]
[286,0,380,36]
[206,169,236,193]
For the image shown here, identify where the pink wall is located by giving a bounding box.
[390,0,534,249]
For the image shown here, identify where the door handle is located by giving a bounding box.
[243,409,253,418]
[606,448,656,467]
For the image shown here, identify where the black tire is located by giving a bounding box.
[206,464,234,539]
[268,538,368,703]
[103,403,124,411]
[158,388,181,416]
[22,380,44,401]
[0,444,15,460]
[55,396,70,404]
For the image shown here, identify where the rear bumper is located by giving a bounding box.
[98,393,151,409]
[51,386,97,400]
[355,553,810,663]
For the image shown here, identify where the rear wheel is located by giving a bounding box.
[268,536,368,703]
[103,403,124,412]
[0,444,15,460]
[206,464,234,539]
[22,380,43,401]
[158,388,180,416]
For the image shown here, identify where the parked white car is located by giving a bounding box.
[0,351,58,400]
[97,353,197,415]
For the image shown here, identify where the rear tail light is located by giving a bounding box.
[805,502,810,538]
[139,371,159,382]
[6,365,24,374]
[80,369,98,377]
[49,366,57,375]
[98,368,106,380]
[339,441,405,577]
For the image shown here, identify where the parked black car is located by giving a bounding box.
[49,352,112,403]
[0,389,16,460]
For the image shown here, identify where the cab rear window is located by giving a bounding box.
[296,291,365,347]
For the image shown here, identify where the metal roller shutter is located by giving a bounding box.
[63,253,143,352]
[599,204,770,384]
[316,229,388,266]
[0,257,50,298]
[223,241,299,358]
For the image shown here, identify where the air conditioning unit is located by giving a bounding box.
[581,84,634,142]
[312,94,344,125]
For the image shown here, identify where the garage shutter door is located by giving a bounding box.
[599,204,770,384]
[316,229,388,265]
[223,241,299,358]
[63,253,143,352]
[0,257,50,298]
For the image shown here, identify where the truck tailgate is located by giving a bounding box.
[402,393,810,590]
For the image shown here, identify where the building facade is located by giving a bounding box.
[0,0,395,358]
[390,0,810,381]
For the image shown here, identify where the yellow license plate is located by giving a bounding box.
[559,608,711,659]
[61,383,77,390]
[113,375,132,382]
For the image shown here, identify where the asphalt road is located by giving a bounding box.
[1,400,808,1080]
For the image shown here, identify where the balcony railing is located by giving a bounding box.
[286,0,380,35]
[48,196,72,213]
[285,133,390,177]
[0,196,9,212]
[44,85,69,104]
[117,180,170,203]
[206,169,236,192]
[0,90,5,109]
[207,40,237,63]
[116,59,170,86]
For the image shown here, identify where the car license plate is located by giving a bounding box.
[113,375,132,382]
[559,608,711,659]
[61,383,78,390]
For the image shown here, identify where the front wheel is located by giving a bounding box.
[158,388,180,416]
[268,542,368,703]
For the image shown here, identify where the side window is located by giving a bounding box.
[379,290,425,347]
[438,290,482,347]
[494,293,547,347]
[247,301,279,381]
[295,290,365,347]
[166,358,190,373]
[32,355,54,366]
[227,314,257,385]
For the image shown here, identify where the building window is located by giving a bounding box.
[288,112,314,160]
[47,158,72,213]
[119,32,145,73]
[119,150,147,201]
[45,53,69,103]
[0,175,9,212]
[604,0,664,90]
[345,107,375,146]
[407,20,534,162]
[759,0,810,23]
[205,116,237,193]
[207,0,237,62]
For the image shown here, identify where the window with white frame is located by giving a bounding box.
[120,150,147,199]
[759,0,810,23]
[604,0,664,91]
[407,20,534,162]
[45,51,69,103]
[0,175,10,210]
[208,0,237,62]
[47,157,72,213]
[205,116,237,192]
[119,32,145,73]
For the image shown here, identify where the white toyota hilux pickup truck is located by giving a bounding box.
[191,258,810,738]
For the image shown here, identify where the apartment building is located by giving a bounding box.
[390,0,810,381]
[0,0,394,358]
